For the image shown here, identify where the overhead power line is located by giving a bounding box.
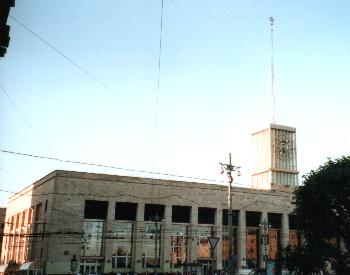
[0,149,267,189]
[0,85,51,153]
[0,148,228,184]
[8,15,147,120]
[0,149,297,192]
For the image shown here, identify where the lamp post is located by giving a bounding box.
[220,153,240,275]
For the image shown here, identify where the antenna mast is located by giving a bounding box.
[270,17,276,124]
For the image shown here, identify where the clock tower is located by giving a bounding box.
[252,124,298,190]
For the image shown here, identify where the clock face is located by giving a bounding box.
[276,133,292,159]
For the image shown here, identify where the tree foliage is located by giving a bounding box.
[283,156,350,274]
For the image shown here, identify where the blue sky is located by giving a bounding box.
[0,0,349,206]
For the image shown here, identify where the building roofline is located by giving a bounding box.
[270,124,296,132]
[8,170,58,202]
[8,169,293,204]
[252,124,296,136]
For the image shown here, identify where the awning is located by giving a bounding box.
[19,262,41,270]
[0,264,8,273]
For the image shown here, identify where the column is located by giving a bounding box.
[215,207,223,271]
[161,204,172,272]
[237,210,246,269]
[188,205,198,263]
[134,203,145,273]
[259,212,268,269]
[104,201,115,273]
[281,213,289,248]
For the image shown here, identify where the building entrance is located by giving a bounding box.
[79,259,102,275]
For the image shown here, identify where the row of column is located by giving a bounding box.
[105,202,290,272]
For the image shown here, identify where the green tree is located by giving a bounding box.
[283,156,350,274]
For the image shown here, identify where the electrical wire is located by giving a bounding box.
[8,15,149,121]
[1,147,283,194]
[0,86,51,153]
[0,148,249,186]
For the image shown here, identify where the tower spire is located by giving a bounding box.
[270,17,276,124]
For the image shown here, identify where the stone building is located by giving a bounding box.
[0,124,299,274]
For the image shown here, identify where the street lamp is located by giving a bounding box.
[220,153,240,275]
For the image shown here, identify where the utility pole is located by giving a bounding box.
[220,153,240,275]
[153,213,160,275]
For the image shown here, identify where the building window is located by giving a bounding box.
[289,230,299,247]
[198,207,215,224]
[289,214,299,248]
[115,202,137,221]
[144,204,164,221]
[197,225,213,258]
[268,213,282,229]
[35,203,42,223]
[18,235,25,262]
[7,235,13,260]
[245,210,262,268]
[81,221,104,257]
[33,204,43,243]
[21,211,27,227]
[246,211,261,227]
[142,223,161,268]
[84,200,108,220]
[268,213,282,260]
[268,230,280,260]
[42,222,46,241]
[222,226,238,266]
[28,208,33,224]
[44,200,48,212]
[289,214,297,230]
[16,214,20,228]
[10,216,14,230]
[172,206,191,223]
[111,223,133,269]
[170,224,188,268]
[246,228,259,268]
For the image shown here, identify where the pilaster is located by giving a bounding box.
[103,201,115,273]
[188,205,198,263]
[161,204,172,272]
[281,213,289,248]
[237,210,246,269]
[215,206,223,270]
[134,203,145,273]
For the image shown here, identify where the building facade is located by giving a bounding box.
[1,170,297,274]
[1,124,299,274]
